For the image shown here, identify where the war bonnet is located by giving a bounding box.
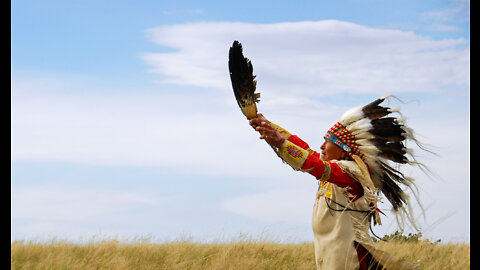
[325,95,430,215]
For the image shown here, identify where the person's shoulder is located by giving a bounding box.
[330,160,360,174]
[328,159,355,166]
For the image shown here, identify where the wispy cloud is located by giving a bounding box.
[421,0,469,23]
[12,186,167,221]
[13,20,469,179]
[11,19,469,243]
[11,185,180,241]
[419,0,469,33]
[142,20,468,96]
[221,189,314,224]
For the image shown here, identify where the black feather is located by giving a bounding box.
[228,40,260,119]
[372,140,407,155]
[363,98,384,111]
[361,97,429,213]
[370,118,406,141]
[379,152,409,163]
[375,161,409,210]
[379,175,405,210]
[362,98,391,120]
[381,163,407,184]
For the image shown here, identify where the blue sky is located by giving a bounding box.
[12,0,469,243]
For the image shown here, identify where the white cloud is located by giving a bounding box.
[10,74,344,182]
[421,0,469,23]
[142,20,468,95]
[11,186,167,221]
[419,0,469,34]
[221,189,314,224]
[12,20,469,189]
[12,20,469,182]
[11,20,469,242]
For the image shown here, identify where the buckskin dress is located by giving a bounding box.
[270,123,419,270]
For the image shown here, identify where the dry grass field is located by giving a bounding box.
[11,238,469,270]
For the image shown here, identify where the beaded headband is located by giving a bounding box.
[325,122,362,158]
[324,132,351,152]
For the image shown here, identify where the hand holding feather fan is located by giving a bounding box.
[228,40,260,119]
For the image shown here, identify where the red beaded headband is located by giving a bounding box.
[325,122,363,158]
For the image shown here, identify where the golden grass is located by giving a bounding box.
[11,239,469,270]
[376,240,470,270]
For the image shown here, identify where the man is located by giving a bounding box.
[249,95,422,270]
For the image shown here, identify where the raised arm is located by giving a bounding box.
[248,114,363,200]
[249,113,316,171]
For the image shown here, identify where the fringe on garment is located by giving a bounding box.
[335,160,421,270]
[335,160,380,248]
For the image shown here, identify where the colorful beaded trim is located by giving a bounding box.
[324,132,352,152]
[325,122,363,158]
[319,161,331,182]
[286,144,304,158]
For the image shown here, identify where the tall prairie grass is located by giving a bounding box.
[11,238,469,269]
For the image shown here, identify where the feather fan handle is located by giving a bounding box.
[228,40,260,119]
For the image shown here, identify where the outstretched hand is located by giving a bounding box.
[249,113,285,148]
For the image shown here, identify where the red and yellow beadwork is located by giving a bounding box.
[326,122,363,158]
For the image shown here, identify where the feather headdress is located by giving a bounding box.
[325,95,429,223]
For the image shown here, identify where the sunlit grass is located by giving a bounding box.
[11,236,469,269]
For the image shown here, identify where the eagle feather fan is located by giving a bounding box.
[228,40,260,119]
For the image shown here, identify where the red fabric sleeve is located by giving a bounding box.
[288,135,312,151]
[288,135,364,201]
